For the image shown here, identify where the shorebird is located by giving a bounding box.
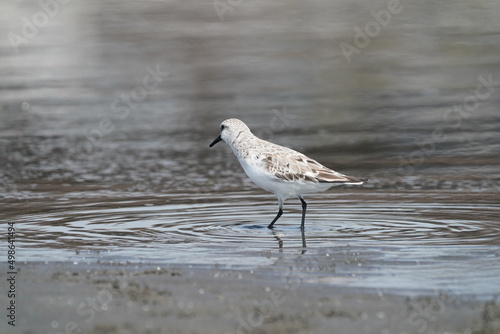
[209,118,366,230]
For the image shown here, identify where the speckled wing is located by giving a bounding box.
[258,149,366,185]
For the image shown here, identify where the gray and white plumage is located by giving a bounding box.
[209,118,366,229]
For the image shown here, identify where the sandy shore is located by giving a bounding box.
[1,262,498,334]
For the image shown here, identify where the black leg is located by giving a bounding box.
[301,228,307,254]
[267,207,283,229]
[299,196,307,230]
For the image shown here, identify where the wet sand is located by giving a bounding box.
[1,262,498,334]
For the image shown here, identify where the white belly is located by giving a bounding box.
[238,156,334,199]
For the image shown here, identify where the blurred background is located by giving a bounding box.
[1,0,499,196]
[0,0,499,291]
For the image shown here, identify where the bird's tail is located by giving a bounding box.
[342,175,367,185]
[316,170,367,185]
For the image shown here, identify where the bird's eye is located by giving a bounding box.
[221,125,225,130]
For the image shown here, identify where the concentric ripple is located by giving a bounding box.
[10,190,500,294]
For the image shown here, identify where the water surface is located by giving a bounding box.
[1,0,500,297]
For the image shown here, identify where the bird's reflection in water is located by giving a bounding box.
[271,229,307,254]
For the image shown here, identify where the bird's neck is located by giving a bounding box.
[229,131,258,159]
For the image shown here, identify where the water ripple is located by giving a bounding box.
[8,190,500,294]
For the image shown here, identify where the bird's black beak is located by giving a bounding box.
[209,135,222,147]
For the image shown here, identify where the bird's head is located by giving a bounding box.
[209,118,251,147]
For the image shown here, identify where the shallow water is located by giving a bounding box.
[5,189,500,295]
[1,0,500,297]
